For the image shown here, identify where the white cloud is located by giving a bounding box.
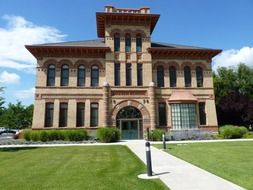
[213,47,253,71]
[0,70,20,84]
[15,87,35,99]
[0,15,66,72]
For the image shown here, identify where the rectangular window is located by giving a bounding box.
[199,102,206,125]
[90,103,98,127]
[171,104,197,130]
[76,103,85,127]
[159,103,167,126]
[77,67,85,86]
[114,63,120,86]
[126,63,132,86]
[59,103,68,127]
[45,103,54,127]
[137,63,143,86]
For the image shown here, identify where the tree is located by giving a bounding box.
[213,64,253,127]
[0,87,5,116]
[0,101,34,129]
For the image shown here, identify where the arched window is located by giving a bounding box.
[47,64,55,86]
[157,66,164,87]
[196,66,203,87]
[91,65,99,87]
[77,65,85,86]
[184,66,191,87]
[136,34,142,53]
[61,64,69,86]
[125,33,131,52]
[114,33,120,52]
[169,66,177,87]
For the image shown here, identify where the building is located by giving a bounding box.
[26,6,221,139]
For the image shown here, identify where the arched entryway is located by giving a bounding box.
[116,106,143,139]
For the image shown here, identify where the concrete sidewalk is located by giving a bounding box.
[126,140,245,190]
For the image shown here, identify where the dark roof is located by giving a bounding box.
[151,41,212,50]
[31,39,108,48]
[27,39,220,52]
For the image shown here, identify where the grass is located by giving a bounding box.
[0,146,169,190]
[154,141,253,190]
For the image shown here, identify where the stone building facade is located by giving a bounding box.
[26,6,221,139]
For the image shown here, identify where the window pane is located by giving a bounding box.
[77,66,85,86]
[45,103,54,127]
[90,103,98,127]
[169,66,177,87]
[91,66,99,87]
[159,103,167,126]
[199,102,206,125]
[114,33,120,52]
[184,66,191,87]
[126,63,132,86]
[171,103,197,129]
[125,34,131,52]
[136,35,142,52]
[47,65,55,86]
[61,65,69,86]
[157,66,164,87]
[114,63,120,86]
[137,63,143,86]
[196,66,203,87]
[59,103,68,127]
[76,103,85,127]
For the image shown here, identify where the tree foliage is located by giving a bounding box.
[0,101,34,129]
[213,64,253,126]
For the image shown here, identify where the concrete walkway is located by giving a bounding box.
[126,140,245,190]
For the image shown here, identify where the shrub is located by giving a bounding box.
[150,129,164,141]
[40,131,49,142]
[96,128,120,143]
[219,125,248,139]
[64,130,88,141]
[24,130,32,141]
[30,131,40,141]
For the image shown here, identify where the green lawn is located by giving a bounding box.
[0,146,168,190]
[154,141,253,190]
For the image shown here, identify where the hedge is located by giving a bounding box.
[23,129,88,142]
[219,125,248,139]
[96,128,120,143]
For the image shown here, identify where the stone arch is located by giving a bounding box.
[58,59,73,68]
[195,62,208,70]
[43,59,57,68]
[181,61,194,70]
[110,28,123,37]
[111,100,150,128]
[75,60,88,68]
[134,30,147,38]
[153,61,168,69]
[89,60,104,69]
[167,61,180,70]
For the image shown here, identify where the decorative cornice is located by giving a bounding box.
[25,45,110,59]
[148,47,222,59]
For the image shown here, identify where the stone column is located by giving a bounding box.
[53,99,60,128]
[149,82,156,129]
[102,81,110,127]
[67,99,76,128]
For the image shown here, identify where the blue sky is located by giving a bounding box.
[0,0,253,106]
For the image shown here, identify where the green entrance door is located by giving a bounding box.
[116,106,143,140]
[121,120,138,139]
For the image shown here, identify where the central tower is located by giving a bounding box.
[96,5,160,86]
